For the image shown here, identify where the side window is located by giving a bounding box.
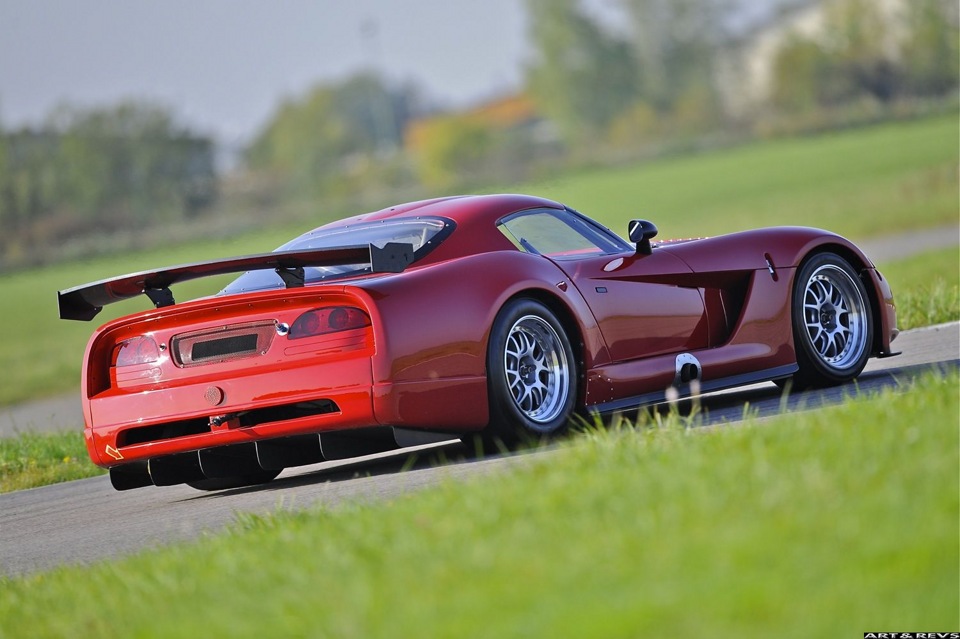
[498,209,627,258]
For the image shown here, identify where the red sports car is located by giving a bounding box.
[59,194,898,491]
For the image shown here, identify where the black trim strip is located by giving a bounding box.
[587,363,798,415]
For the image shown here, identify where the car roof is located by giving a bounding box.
[321,193,564,228]
[304,194,569,264]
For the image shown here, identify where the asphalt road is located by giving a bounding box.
[1,321,957,577]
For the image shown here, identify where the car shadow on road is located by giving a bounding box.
[184,436,528,500]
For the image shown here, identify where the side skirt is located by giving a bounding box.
[587,363,798,416]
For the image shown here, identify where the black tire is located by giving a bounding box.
[483,298,577,442]
[790,252,873,388]
[186,468,281,491]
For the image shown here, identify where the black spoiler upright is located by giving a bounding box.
[57,242,414,322]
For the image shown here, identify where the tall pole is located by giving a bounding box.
[360,18,397,154]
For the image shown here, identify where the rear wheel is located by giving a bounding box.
[791,253,873,388]
[483,298,577,442]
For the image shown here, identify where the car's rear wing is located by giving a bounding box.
[57,242,414,321]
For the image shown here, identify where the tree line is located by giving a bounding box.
[0,102,216,267]
[249,0,956,192]
[770,0,957,111]
[527,0,956,147]
[0,0,955,268]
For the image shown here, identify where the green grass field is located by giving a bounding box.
[879,247,960,330]
[516,114,958,239]
[2,371,956,638]
[0,431,103,492]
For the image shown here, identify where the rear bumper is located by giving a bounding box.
[85,361,491,468]
[84,357,377,468]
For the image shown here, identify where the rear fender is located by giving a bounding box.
[357,250,605,386]
[354,251,607,427]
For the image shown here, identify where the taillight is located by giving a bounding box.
[290,306,370,339]
[114,336,160,367]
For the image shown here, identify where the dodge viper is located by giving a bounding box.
[58,194,898,491]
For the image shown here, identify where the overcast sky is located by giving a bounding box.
[0,0,788,147]
[0,0,528,145]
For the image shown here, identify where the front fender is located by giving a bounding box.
[660,227,874,273]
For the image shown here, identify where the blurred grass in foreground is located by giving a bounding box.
[1,370,956,638]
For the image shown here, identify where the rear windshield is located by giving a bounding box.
[220,218,450,294]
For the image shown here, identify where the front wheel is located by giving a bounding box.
[484,298,577,442]
[790,253,873,388]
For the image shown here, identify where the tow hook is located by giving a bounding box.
[210,414,241,431]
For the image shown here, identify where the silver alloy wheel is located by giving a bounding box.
[503,314,571,424]
[801,264,868,371]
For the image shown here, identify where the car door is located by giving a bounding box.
[499,208,708,364]
[556,250,708,362]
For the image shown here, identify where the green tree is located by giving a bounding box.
[775,0,958,109]
[621,0,729,113]
[525,0,640,143]
[413,115,493,188]
[901,0,959,96]
[247,88,345,186]
[771,35,834,112]
[0,101,216,266]
[0,125,9,230]
[47,102,216,223]
[821,0,902,102]
[246,72,420,197]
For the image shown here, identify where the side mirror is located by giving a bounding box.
[628,219,658,255]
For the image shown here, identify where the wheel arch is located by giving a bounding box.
[796,242,885,357]
[494,287,588,408]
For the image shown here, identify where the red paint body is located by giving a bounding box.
[65,194,897,474]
